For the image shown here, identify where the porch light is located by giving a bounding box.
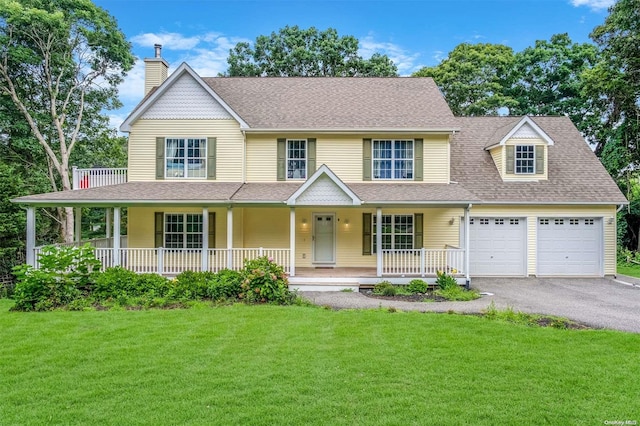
[344,219,350,226]
[449,218,455,225]
[301,218,307,226]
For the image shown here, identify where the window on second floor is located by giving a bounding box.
[373,139,414,179]
[287,139,307,179]
[515,145,535,174]
[164,213,203,248]
[165,138,207,178]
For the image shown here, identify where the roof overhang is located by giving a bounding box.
[244,127,460,135]
[485,116,555,150]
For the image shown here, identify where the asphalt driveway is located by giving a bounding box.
[300,277,640,333]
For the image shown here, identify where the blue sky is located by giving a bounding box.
[93,0,616,129]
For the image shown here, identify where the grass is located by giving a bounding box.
[617,262,640,278]
[1,299,639,425]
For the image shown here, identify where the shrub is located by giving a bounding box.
[240,256,291,304]
[373,281,396,296]
[208,269,242,301]
[436,285,480,301]
[93,267,170,301]
[170,270,215,301]
[407,279,428,294]
[12,245,101,311]
[435,270,458,290]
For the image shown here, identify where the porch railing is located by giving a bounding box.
[72,167,127,190]
[382,248,465,276]
[34,247,292,275]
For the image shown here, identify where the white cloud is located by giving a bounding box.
[359,36,421,76]
[130,32,201,50]
[570,0,615,10]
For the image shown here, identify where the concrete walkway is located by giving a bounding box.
[300,277,640,333]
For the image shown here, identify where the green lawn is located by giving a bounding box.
[1,299,638,425]
[617,262,640,278]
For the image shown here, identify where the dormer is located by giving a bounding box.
[484,116,554,181]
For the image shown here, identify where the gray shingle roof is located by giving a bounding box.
[203,77,458,130]
[451,116,627,204]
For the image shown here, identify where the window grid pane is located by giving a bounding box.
[165,138,207,178]
[373,140,413,180]
[164,214,203,249]
[287,139,307,179]
[515,145,534,174]
[373,214,414,252]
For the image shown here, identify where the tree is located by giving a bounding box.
[508,34,602,145]
[225,26,398,77]
[583,0,640,248]
[0,0,134,242]
[412,43,517,116]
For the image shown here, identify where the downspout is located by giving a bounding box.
[464,203,472,289]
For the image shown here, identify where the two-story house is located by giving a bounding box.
[13,46,627,289]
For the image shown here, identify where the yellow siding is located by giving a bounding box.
[471,205,616,276]
[128,206,231,250]
[128,119,243,182]
[242,208,290,248]
[245,136,278,182]
[489,147,503,175]
[245,133,450,183]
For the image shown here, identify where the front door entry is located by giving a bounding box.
[313,214,335,264]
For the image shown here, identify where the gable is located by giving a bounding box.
[141,73,233,120]
[287,164,361,206]
[511,122,542,139]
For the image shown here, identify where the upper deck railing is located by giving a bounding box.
[72,167,127,190]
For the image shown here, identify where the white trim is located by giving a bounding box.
[201,207,209,271]
[243,128,460,134]
[289,208,296,276]
[120,63,249,132]
[485,116,555,150]
[113,207,121,266]
[287,164,361,206]
[26,207,35,267]
[226,207,233,269]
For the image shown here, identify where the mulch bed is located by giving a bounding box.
[360,289,449,302]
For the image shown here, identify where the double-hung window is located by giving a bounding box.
[373,214,414,252]
[515,145,535,174]
[165,138,207,178]
[373,139,413,179]
[287,139,307,179]
[164,214,203,248]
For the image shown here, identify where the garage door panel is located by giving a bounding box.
[537,218,601,276]
[469,218,526,276]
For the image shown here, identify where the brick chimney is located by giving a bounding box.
[144,44,169,95]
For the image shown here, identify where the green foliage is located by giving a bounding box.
[93,267,170,301]
[171,270,214,301]
[483,301,575,329]
[407,279,428,294]
[240,256,292,304]
[413,43,517,115]
[207,269,242,301]
[226,25,397,77]
[373,281,396,296]
[12,244,101,311]
[435,271,458,290]
[436,285,480,301]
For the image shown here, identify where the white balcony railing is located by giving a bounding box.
[72,167,127,190]
[382,248,465,276]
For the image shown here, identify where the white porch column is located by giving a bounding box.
[201,207,209,271]
[26,207,36,267]
[74,207,82,244]
[105,208,112,242]
[227,206,233,269]
[289,208,296,277]
[113,207,121,267]
[464,204,472,287]
[376,207,382,277]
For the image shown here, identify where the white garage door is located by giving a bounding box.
[469,218,526,276]
[537,218,602,276]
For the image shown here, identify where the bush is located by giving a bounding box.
[373,281,396,296]
[240,257,291,304]
[407,279,428,294]
[171,271,215,301]
[93,267,170,301]
[208,269,242,301]
[435,270,458,290]
[12,245,101,311]
[436,285,480,301]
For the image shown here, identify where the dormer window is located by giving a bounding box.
[515,145,535,174]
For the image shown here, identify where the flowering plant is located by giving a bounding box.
[240,256,291,304]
